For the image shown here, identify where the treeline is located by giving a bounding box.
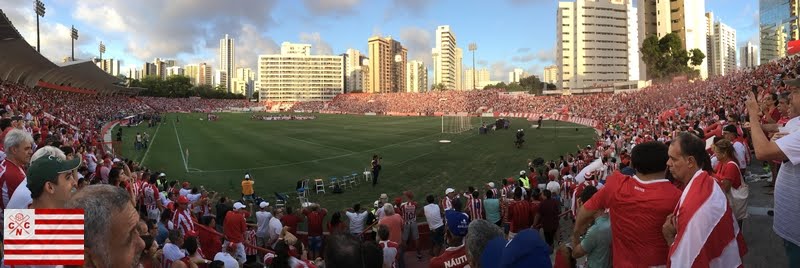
[129,75,246,99]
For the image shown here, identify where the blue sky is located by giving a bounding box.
[4,0,760,81]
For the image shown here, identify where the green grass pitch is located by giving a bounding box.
[114,113,596,211]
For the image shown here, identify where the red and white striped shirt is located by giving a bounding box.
[172,208,195,235]
[668,170,747,267]
[244,229,258,256]
[142,182,160,210]
[379,240,400,268]
[441,196,453,211]
[400,201,417,225]
[467,198,484,220]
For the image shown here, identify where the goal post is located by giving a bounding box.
[441,115,474,134]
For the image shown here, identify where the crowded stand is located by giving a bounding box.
[0,50,798,267]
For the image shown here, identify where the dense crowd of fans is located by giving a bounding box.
[0,52,798,267]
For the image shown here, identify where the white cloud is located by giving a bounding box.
[299,32,334,55]
[302,0,362,16]
[4,0,95,62]
[73,4,128,32]
[399,26,433,67]
[489,61,512,82]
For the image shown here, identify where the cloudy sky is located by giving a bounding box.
[3,0,758,81]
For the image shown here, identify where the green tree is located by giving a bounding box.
[640,33,704,80]
[432,83,447,91]
[129,75,245,99]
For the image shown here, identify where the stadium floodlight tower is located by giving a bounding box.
[468,43,476,90]
[99,41,105,60]
[70,25,78,61]
[34,0,45,53]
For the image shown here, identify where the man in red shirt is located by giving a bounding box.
[430,199,470,268]
[280,206,301,236]
[507,187,533,238]
[223,202,247,265]
[0,129,33,230]
[574,141,681,267]
[302,203,327,260]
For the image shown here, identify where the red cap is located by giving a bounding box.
[394,197,402,205]
[404,191,414,199]
[506,177,516,183]
[177,195,190,204]
[182,181,190,188]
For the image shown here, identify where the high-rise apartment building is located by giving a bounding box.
[214,70,227,90]
[184,64,200,85]
[740,42,760,69]
[166,66,184,77]
[638,0,708,79]
[343,49,368,93]
[219,34,235,92]
[94,58,120,77]
[759,0,799,63]
[142,62,156,77]
[406,60,428,93]
[258,42,344,101]
[232,68,254,97]
[198,63,213,86]
[628,6,640,81]
[465,68,491,89]
[558,0,632,90]
[432,25,463,90]
[706,13,737,77]
[508,68,526,84]
[543,65,558,84]
[368,36,407,93]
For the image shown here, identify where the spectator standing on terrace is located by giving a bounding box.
[86,146,98,173]
[464,219,504,268]
[347,203,370,239]
[1,129,33,217]
[302,203,327,260]
[574,141,679,267]
[400,191,422,261]
[570,186,611,268]
[379,203,403,245]
[223,202,248,264]
[281,206,302,237]
[66,185,146,268]
[483,190,501,227]
[746,87,800,267]
[378,224,400,268]
[256,201,273,248]
[267,208,284,248]
[507,187,533,239]
[215,196,231,232]
[26,152,80,210]
[539,189,560,249]
[424,194,445,257]
[173,195,196,235]
[431,198,470,268]
[721,125,748,174]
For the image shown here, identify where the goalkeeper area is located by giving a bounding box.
[116,113,595,210]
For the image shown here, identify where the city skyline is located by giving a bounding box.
[3,0,759,82]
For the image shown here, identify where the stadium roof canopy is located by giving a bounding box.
[0,9,141,95]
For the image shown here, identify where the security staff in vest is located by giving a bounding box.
[518,170,531,191]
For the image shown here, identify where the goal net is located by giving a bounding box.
[441,115,474,134]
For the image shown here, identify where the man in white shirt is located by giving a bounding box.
[267,208,284,248]
[179,181,192,197]
[722,125,748,172]
[345,203,369,237]
[214,242,241,268]
[163,230,187,266]
[256,201,273,248]
[423,194,445,257]
[546,177,561,201]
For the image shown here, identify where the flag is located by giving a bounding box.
[668,171,746,267]
[4,209,85,266]
[789,40,800,55]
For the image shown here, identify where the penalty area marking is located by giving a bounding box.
[439,140,451,143]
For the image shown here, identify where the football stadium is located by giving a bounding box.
[0,1,797,267]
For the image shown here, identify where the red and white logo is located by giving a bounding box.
[5,209,35,238]
[3,209,85,266]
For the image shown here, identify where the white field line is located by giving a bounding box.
[283,136,355,153]
[173,122,188,172]
[139,123,162,164]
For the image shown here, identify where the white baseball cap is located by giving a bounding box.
[158,173,166,177]
[245,174,251,179]
[487,182,495,188]
[519,170,526,175]
[259,201,269,208]
[233,202,246,210]
[445,188,455,195]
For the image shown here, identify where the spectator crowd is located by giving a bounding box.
[0,52,799,268]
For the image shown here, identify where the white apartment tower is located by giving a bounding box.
[543,65,558,84]
[198,63,213,86]
[343,49,368,93]
[740,42,760,69]
[219,34,235,92]
[508,68,525,83]
[368,36,407,93]
[557,0,632,90]
[166,66,184,77]
[638,0,708,79]
[406,60,428,93]
[214,70,228,90]
[627,6,640,81]
[184,64,200,85]
[432,25,463,90]
[258,42,344,101]
[232,68,254,97]
[706,13,737,77]
[465,68,491,89]
[95,58,120,77]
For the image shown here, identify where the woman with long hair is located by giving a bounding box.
[138,235,159,268]
[328,211,348,234]
[712,139,746,227]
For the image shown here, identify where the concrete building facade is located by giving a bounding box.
[368,36,407,93]
[543,65,558,84]
[740,42,760,69]
[406,60,428,93]
[432,25,463,90]
[508,68,526,84]
[258,42,344,101]
[465,68,492,89]
[638,0,708,79]
[343,48,368,93]
[219,34,235,92]
[558,0,632,90]
[706,13,737,77]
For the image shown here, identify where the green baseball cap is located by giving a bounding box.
[26,156,82,193]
